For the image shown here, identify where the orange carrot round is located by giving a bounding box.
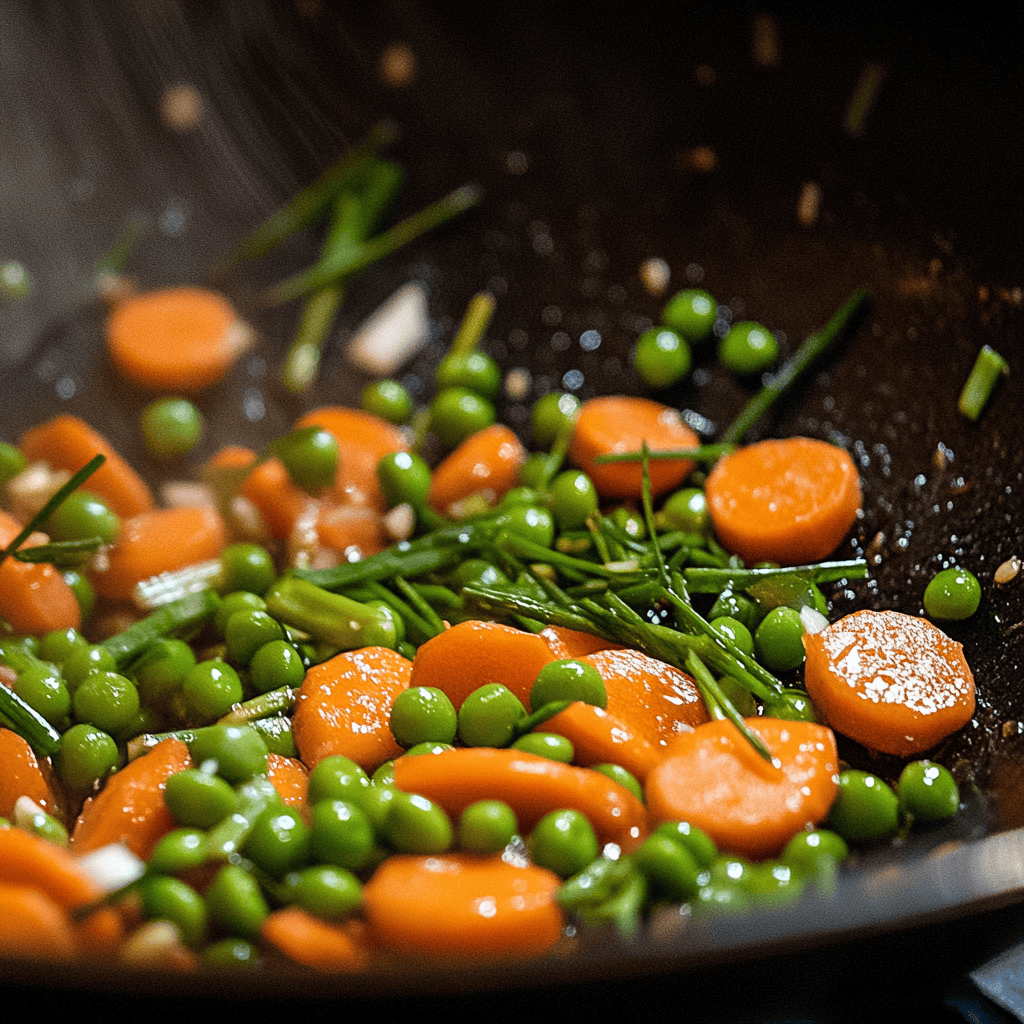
[0,882,80,960]
[0,727,65,823]
[261,907,369,972]
[71,737,191,860]
[645,717,840,860]
[239,458,315,541]
[427,424,526,515]
[105,286,253,392]
[803,609,975,756]
[293,646,412,773]
[18,414,155,519]
[568,396,700,500]
[314,502,389,560]
[704,436,862,566]
[408,619,557,710]
[362,852,564,960]
[89,505,227,602]
[539,625,623,660]
[266,753,310,822]
[0,511,81,635]
[393,746,648,848]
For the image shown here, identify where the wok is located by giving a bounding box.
[1,2,1022,1018]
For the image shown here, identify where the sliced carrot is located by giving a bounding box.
[427,424,526,515]
[568,396,700,500]
[644,717,840,860]
[89,505,227,602]
[580,647,709,751]
[261,907,370,972]
[539,625,622,660]
[407,619,557,710]
[393,746,648,848]
[266,753,310,822]
[292,646,412,773]
[0,824,102,908]
[18,413,154,519]
[294,406,409,512]
[204,445,256,473]
[239,458,315,541]
[0,727,65,823]
[71,737,191,860]
[803,609,975,756]
[543,702,663,784]
[704,436,862,566]
[362,853,564,960]
[105,286,253,392]
[314,502,389,560]
[0,510,81,635]
[0,882,80,960]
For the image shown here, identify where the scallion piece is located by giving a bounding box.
[958,344,1009,421]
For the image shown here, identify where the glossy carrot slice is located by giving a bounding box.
[261,907,369,972]
[427,424,526,515]
[0,727,65,823]
[539,625,623,660]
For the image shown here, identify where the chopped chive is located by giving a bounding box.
[594,443,736,465]
[958,344,1009,421]
[449,291,496,356]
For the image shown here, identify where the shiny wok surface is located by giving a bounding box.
[1,2,1022,1014]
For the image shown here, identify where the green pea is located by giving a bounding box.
[148,828,207,876]
[46,489,122,546]
[273,426,339,493]
[376,450,432,509]
[661,487,710,534]
[390,686,458,748]
[494,504,555,548]
[14,664,71,725]
[244,804,310,878]
[652,820,718,869]
[898,760,960,822]
[213,591,267,635]
[219,543,276,597]
[429,387,496,447]
[310,799,376,869]
[457,800,518,854]
[403,741,456,757]
[62,644,117,690]
[139,875,207,948]
[499,485,545,510]
[0,440,27,483]
[609,506,645,540]
[780,829,849,875]
[518,452,551,490]
[224,608,285,667]
[754,606,807,672]
[72,670,140,735]
[761,687,819,722]
[661,288,717,343]
[590,764,644,803]
[828,769,900,842]
[181,660,243,722]
[360,781,396,832]
[383,791,454,854]
[530,659,607,712]
[511,732,575,763]
[201,937,259,968]
[140,397,203,459]
[36,627,88,666]
[282,865,363,921]
[632,832,702,900]
[54,723,120,794]
[204,863,269,939]
[189,724,269,784]
[632,326,692,389]
[361,378,413,424]
[308,755,371,807]
[531,391,581,448]
[923,567,981,620]
[528,808,599,878]
[548,470,599,531]
[708,616,755,658]
[164,767,237,829]
[130,637,195,710]
[457,683,526,747]
[744,860,806,904]
[62,570,94,624]
[719,321,778,375]
[436,350,502,401]
[248,639,305,695]
[447,559,510,591]
[715,674,759,717]
[708,590,764,632]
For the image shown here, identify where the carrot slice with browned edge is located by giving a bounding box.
[105,286,253,392]
[261,907,370,972]
[71,737,191,860]
[408,619,557,710]
[0,510,81,635]
[568,395,700,500]
[362,852,564,960]
[293,646,412,773]
[18,414,154,519]
[704,436,862,566]
[427,423,526,515]
[0,727,65,823]
[89,505,227,602]
[645,717,840,860]
[393,746,648,848]
[0,883,80,960]
[294,406,409,512]
[803,608,975,756]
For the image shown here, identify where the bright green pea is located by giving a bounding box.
[457,800,518,854]
[139,875,207,948]
[390,686,458,748]
[531,391,581,448]
[744,860,807,904]
[62,644,117,690]
[244,804,311,878]
[403,741,456,756]
[14,664,71,725]
[383,791,453,854]
[761,687,819,722]
[204,864,270,939]
[283,865,363,920]
[148,828,207,876]
[189,724,269,784]
[590,764,644,803]
[780,829,849,875]
[898,760,960,822]
[140,397,203,459]
[163,767,237,829]
[273,426,339,493]
[224,608,285,667]
[661,288,717,343]
[530,659,607,712]
[652,820,718,869]
[248,639,305,695]
[548,470,599,531]
[201,937,259,968]
[54,723,120,794]
[429,387,496,448]
[708,590,764,632]
[494,504,555,548]
[36,627,88,666]
[754,606,807,672]
[181,660,243,722]
[528,808,599,878]
[661,487,710,534]
[708,616,755,658]
[632,832,702,900]
[214,591,266,635]
[131,637,195,709]
[447,559,510,589]
[719,321,778,375]
[435,350,501,401]
[0,440,27,483]
[46,489,121,547]
[310,799,376,869]
[923,567,981,620]
[376,450,432,509]
[361,378,413,424]
[308,755,371,807]
[511,732,575,763]
[219,543,276,597]
[72,670,140,735]
[632,326,692,389]
[457,683,526,747]
[828,769,900,842]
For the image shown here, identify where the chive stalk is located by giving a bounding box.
[958,344,1009,421]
